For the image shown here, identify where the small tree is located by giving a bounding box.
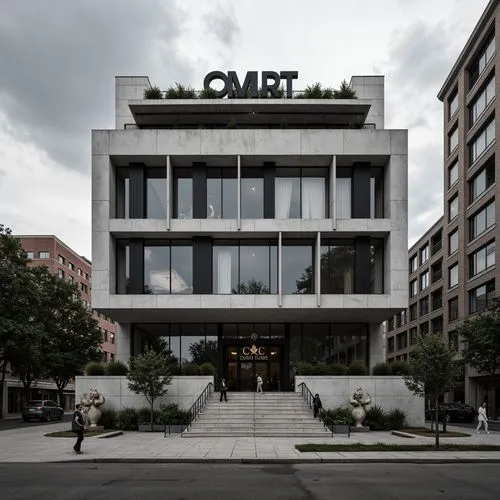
[334,80,357,99]
[459,302,500,416]
[404,334,461,449]
[127,347,172,431]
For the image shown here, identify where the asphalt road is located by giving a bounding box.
[0,414,72,431]
[0,463,499,500]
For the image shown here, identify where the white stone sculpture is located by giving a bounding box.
[80,387,106,427]
[349,387,372,427]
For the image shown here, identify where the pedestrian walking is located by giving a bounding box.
[313,393,323,418]
[476,402,489,434]
[220,377,228,402]
[256,374,263,394]
[72,403,86,454]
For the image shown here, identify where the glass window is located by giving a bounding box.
[171,246,193,294]
[174,169,192,219]
[470,118,495,164]
[207,168,237,219]
[213,246,239,294]
[469,280,495,314]
[146,170,167,218]
[370,168,385,219]
[116,168,129,219]
[410,327,418,345]
[410,255,418,273]
[275,175,300,218]
[302,324,330,364]
[409,303,417,321]
[449,127,458,154]
[419,296,429,316]
[420,271,429,291]
[370,239,384,294]
[238,245,275,294]
[449,297,459,321]
[470,200,495,239]
[387,337,394,353]
[410,280,418,298]
[336,172,352,219]
[449,195,459,221]
[39,251,49,259]
[469,161,495,203]
[420,245,429,264]
[26,251,34,259]
[448,161,458,188]
[449,90,458,119]
[58,255,65,265]
[469,35,495,87]
[470,76,495,126]
[449,230,459,254]
[57,269,64,279]
[241,171,264,219]
[448,264,458,288]
[320,241,354,294]
[282,242,313,294]
[470,241,495,276]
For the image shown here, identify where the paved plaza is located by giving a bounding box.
[1,422,500,463]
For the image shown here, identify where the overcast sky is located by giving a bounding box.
[0,0,490,258]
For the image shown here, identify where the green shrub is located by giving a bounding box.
[372,362,391,376]
[98,408,117,429]
[105,360,129,376]
[347,363,368,376]
[325,364,348,376]
[116,408,139,431]
[390,361,411,376]
[137,407,162,425]
[386,408,407,430]
[159,403,190,425]
[165,83,197,99]
[199,87,218,98]
[144,86,163,99]
[85,361,106,375]
[182,363,200,375]
[199,362,216,376]
[364,404,387,430]
[322,407,355,426]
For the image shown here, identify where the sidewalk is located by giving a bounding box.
[1,422,500,463]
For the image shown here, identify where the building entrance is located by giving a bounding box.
[225,345,283,392]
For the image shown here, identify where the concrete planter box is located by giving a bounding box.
[329,424,350,435]
[138,424,164,432]
[165,424,185,434]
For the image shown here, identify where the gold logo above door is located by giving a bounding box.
[240,345,268,361]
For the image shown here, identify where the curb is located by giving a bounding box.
[47,457,500,465]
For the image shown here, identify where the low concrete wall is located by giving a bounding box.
[295,376,424,427]
[75,376,213,411]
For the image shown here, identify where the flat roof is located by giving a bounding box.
[128,99,371,128]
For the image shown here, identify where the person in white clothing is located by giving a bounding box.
[256,374,263,394]
[476,402,489,434]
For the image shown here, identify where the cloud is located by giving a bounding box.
[203,7,239,46]
[0,0,194,173]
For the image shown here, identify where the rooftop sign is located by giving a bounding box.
[203,71,298,98]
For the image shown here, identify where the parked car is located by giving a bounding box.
[22,400,64,422]
[425,402,476,423]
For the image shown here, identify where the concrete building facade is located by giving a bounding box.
[92,74,408,392]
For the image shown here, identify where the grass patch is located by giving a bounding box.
[399,428,470,438]
[295,443,500,452]
[45,430,112,438]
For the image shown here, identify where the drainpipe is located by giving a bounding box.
[278,231,282,307]
[166,155,171,230]
[237,155,241,230]
[316,231,321,307]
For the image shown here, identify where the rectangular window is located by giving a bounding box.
[58,255,65,265]
[449,126,458,154]
[110,333,115,345]
[419,296,429,316]
[39,251,49,259]
[68,262,75,271]
[449,331,459,350]
[68,276,74,284]
[420,322,429,335]
[431,261,442,283]
[469,35,495,88]
[77,268,82,276]
[470,118,495,164]
[410,255,418,273]
[409,303,417,321]
[449,297,459,321]
[469,280,495,314]
[102,330,108,342]
[470,76,495,126]
[26,251,34,259]
[470,200,495,239]
[448,264,458,288]
[410,279,418,298]
[420,245,429,265]
[174,168,192,219]
[57,269,65,279]
[470,241,495,276]
[449,195,459,221]
[281,241,313,294]
[370,168,385,219]
[336,172,352,219]
[448,161,458,188]
[431,289,442,310]
[144,242,193,295]
[410,327,418,345]
[449,229,459,254]
[370,239,384,294]
[146,169,167,219]
[420,271,429,291]
[469,160,495,203]
[241,169,264,219]
[387,337,394,353]
[207,167,237,219]
[401,310,407,325]
[396,332,407,351]
[387,317,394,332]
[80,283,88,293]
[449,90,459,119]
[212,241,278,295]
[432,316,443,334]
[431,231,442,255]
[320,241,354,294]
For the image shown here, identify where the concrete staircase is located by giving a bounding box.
[183,392,329,438]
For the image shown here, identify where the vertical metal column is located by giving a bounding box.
[331,155,336,230]
[237,155,241,230]
[166,155,171,230]
[316,231,321,307]
[278,231,282,307]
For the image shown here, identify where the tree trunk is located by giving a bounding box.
[434,396,440,449]
[0,362,7,419]
[150,400,154,432]
[58,388,65,410]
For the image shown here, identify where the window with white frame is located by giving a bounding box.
[449,195,459,221]
[470,118,495,164]
[420,245,429,265]
[449,230,459,255]
[420,271,429,291]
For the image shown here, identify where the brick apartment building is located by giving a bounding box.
[1,235,116,415]
[387,0,500,412]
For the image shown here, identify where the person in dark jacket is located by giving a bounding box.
[313,394,323,418]
[72,404,86,454]
[220,378,228,402]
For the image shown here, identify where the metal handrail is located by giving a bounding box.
[178,382,213,436]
